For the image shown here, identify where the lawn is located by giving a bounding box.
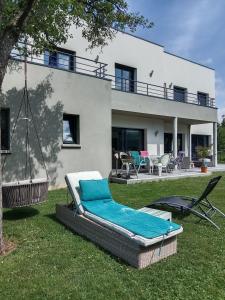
[1,173,225,300]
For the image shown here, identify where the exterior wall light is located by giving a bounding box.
[149,70,154,77]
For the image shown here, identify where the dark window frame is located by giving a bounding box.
[63,113,80,145]
[44,47,75,71]
[192,134,210,159]
[115,63,136,92]
[164,133,183,154]
[112,127,144,153]
[1,108,10,151]
[173,86,187,102]
[197,92,209,106]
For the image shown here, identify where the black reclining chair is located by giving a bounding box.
[149,176,225,229]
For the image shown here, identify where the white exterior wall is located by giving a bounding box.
[61,27,215,98]
[30,26,216,162]
[2,63,112,187]
[112,113,164,156]
[163,53,215,97]
[32,26,216,132]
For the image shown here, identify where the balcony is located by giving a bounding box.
[11,44,107,79]
[11,45,216,109]
[108,75,215,108]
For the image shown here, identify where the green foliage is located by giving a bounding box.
[218,120,225,151]
[1,0,153,52]
[196,145,211,159]
[1,173,225,299]
[218,121,225,163]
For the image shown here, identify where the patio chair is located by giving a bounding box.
[154,154,171,173]
[140,150,153,173]
[56,171,183,268]
[149,176,225,229]
[120,152,138,179]
[177,151,185,169]
[129,151,149,173]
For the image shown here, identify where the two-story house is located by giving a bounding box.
[2,26,218,187]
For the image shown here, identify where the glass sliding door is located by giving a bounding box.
[112,127,144,153]
[192,134,210,159]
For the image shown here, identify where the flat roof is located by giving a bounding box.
[119,30,215,71]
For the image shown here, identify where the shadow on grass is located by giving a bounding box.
[45,212,131,268]
[45,213,58,223]
[3,207,39,220]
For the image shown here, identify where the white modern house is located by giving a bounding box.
[1,26,218,187]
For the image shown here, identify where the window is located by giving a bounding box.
[198,92,208,106]
[173,86,187,102]
[164,133,183,154]
[192,134,210,159]
[44,48,75,71]
[63,114,80,144]
[1,109,10,150]
[112,127,144,153]
[115,64,136,92]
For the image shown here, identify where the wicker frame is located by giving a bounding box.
[56,204,179,269]
[2,178,49,208]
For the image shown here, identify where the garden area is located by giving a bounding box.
[1,173,225,300]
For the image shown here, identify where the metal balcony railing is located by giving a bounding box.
[109,75,216,108]
[11,44,107,78]
[10,44,216,108]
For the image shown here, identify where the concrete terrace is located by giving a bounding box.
[110,164,225,184]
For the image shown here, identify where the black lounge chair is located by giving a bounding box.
[149,176,225,229]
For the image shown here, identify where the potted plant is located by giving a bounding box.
[196,146,211,173]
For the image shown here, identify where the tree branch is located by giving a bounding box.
[4,0,38,36]
[0,0,5,24]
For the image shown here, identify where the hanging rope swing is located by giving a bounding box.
[2,45,49,208]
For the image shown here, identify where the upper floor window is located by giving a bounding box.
[197,92,208,106]
[44,48,75,71]
[63,114,80,145]
[1,108,10,151]
[173,86,187,102]
[115,64,136,92]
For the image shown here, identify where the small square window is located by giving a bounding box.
[44,48,75,71]
[174,86,187,102]
[63,114,80,144]
[115,64,136,92]
[197,92,208,106]
[1,108,10,150]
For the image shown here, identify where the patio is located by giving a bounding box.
[110,164,225,184]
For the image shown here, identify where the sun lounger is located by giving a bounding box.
[150,176,225,229]
[56,171,183,268]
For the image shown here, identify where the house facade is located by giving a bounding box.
[1,27,218,187]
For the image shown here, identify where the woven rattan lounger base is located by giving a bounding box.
[56,204,178,269]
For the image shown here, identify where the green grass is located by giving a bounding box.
[1,173,225,300]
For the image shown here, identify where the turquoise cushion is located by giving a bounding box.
[79,179,112,201]
[82,199,181,239]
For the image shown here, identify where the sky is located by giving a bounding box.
[127,0,225,121]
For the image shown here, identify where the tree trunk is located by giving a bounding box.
[0,0,38,254]
[0,33,19,254]
[0,110,2,254]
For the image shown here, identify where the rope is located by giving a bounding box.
[24,54,33,181]
[2,39,48,181]
[27,97,49,179]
